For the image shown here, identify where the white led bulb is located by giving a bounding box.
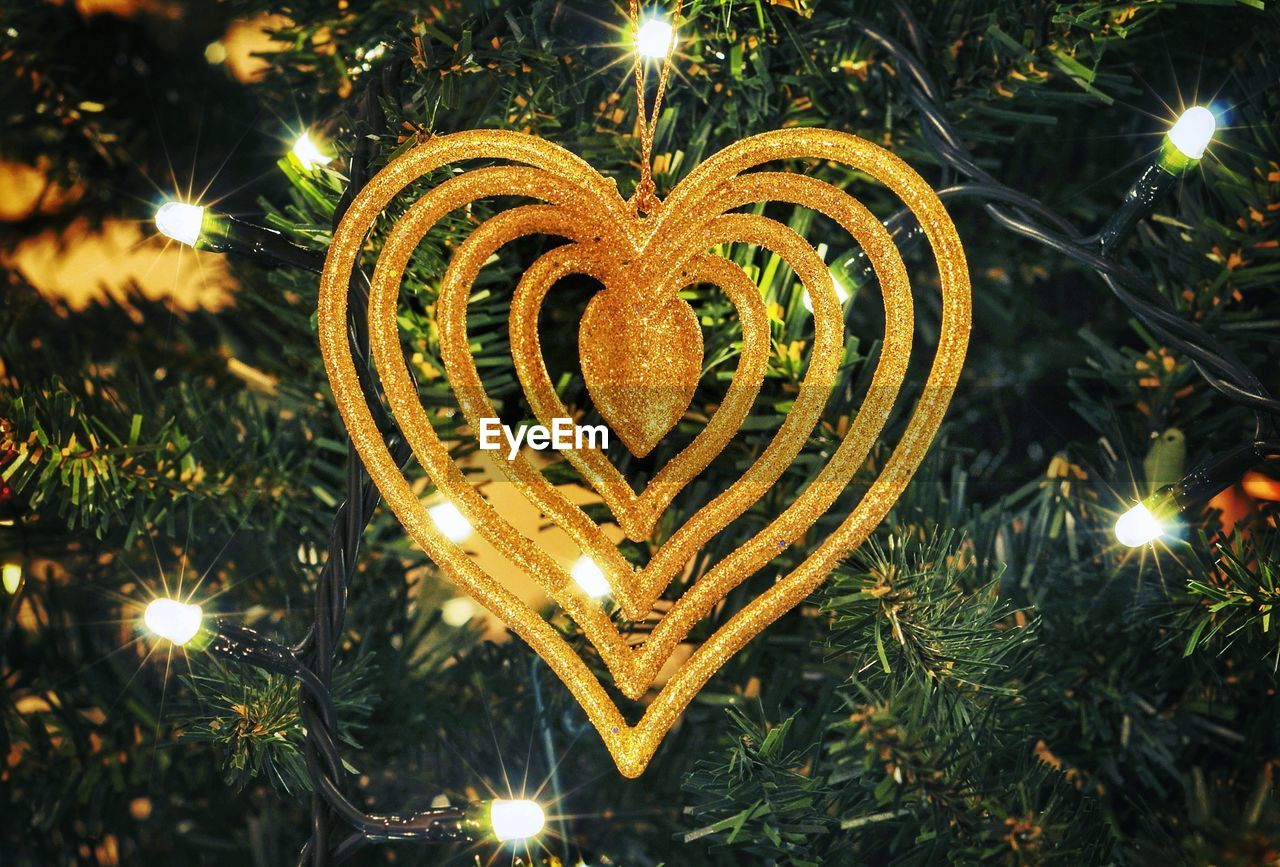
[144,598,204,645]
[1114,503,1165,547]
[1167,106,1216,161]
[489,799,545,841]
[155,202,206,247]
[636,18,676,58]
[571,556,611,598]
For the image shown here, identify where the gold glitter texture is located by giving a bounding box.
[580,285,703,458]
[317,128,971,777]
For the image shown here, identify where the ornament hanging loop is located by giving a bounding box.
[629,0,682,215]
[633,176,660,214]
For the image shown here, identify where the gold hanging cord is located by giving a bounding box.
[628,0,683,214]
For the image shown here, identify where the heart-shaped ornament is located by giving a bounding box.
[318,128,969,777]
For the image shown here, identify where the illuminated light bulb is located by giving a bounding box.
[802,275,852,313]
[1167,106,1216,161]
[143,598,204,646]
[2,562,21,594]
[1114,502,1165,547]
[428,501,473,543]
[440,597,476,627]
[571,556,610,598]
[155,202,205,247]
[291,131,332,170]
[636,18,676,59]
[488,799,545,842]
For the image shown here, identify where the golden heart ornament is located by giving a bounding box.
[318,128,970,777]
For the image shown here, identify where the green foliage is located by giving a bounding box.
[181,654,375,793]
[2,379,305,539]
[823,533,1025,694]
[684,710,835,864]
[684,531,1052,864]
[1180,533,1280,666]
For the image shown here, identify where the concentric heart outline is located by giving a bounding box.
[387,183,883,633]
[439,209,771,547]
[504,244,771,546]
[318,128,970,776]
[379,199,880,686]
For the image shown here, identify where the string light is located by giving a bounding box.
[802,276,851,313]
[804,243,853,312]
[1099,105,1217,251]
[2,562,21,594]
[1114,441,1280,547]
[570,556,611,598]
[1166,106,1216,162]
[145,590,546,847]
[1098,101,1269,552]
[155,202,206,246]
[153,200,325,272]
[139,25,548,858]
[487,799,546,842]
[428,501,473,543]
[853,18,1280,428]
[143,598,204,646]
[291,131,332,170]
[635,18,676,58]
[136,608,533,846]
[440,596,476,627]
[1114,497,1170,547]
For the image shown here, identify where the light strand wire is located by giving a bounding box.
[854,2,1278,438]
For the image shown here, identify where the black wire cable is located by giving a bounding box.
[287,9,518,862]
[296,56,402,867]
[143,26,498,864]
[846,6,1279,435]
[857,182,1256,392]
[886,3,1273,404]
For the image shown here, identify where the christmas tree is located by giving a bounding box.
[3,0,1280,864]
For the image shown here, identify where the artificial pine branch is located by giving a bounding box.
[3,1,1279,863]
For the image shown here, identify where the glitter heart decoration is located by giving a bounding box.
[318,127,970,777]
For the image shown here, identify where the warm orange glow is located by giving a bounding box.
[1,218,234,311]
[0,161,83,222]
[219,15,293,84]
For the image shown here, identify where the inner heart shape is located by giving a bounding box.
[579,284,703,459]
[318,128,970,777]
